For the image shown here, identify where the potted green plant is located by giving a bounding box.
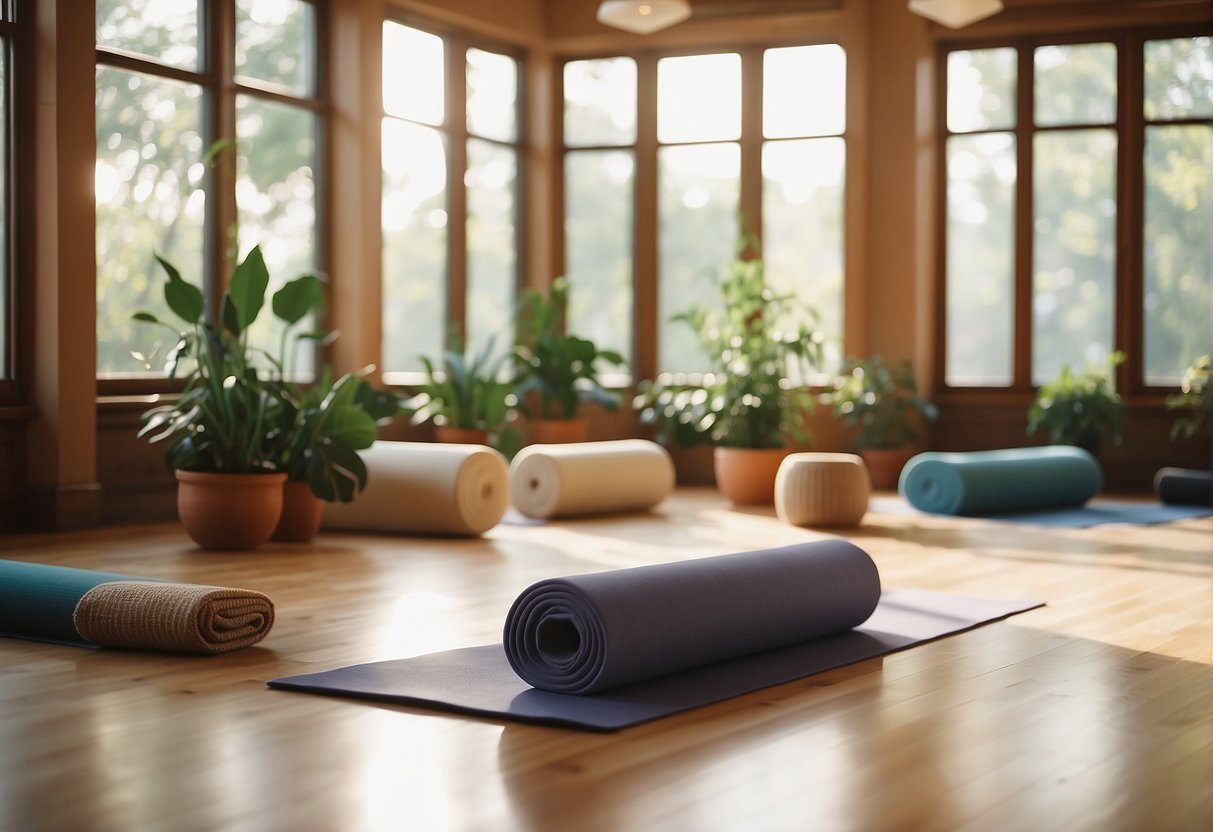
[406,336,515,446]
[1165,354,1210,442]
[134,246,391,548]
[512,277,625,443]
[1026,351,1125,454]
[824,355,938,489]
[634,242,823,504]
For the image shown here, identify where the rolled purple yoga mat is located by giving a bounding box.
[503,539,881,694]
[1153,467,1213,506]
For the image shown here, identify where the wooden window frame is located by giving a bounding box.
[0,0,30,405]
[934,24,1213,403]
[556,39,850,388]
[379,10,526,389]
[95,0,329,398]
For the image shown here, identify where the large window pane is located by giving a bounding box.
[1145,37,1213,120]
[96,67,206,376]
[236,0,315,96]
[382,22,444,127]
[947,48,1017,133]
[466,139,516,359]
[945,133,1016,387]
[1032,129,1117,384]
[1034,43,1116,127]
[565,150,634,365]
[96,0,199,72]
[763,138,845,374]
[236,95,318,378]
[1144,125,1212,385]
[381,119,447,372]
[658,143,740,372]
[564,58,637,147]
[763,45,847,139]
[467,49,517,143]
[658,54,741,144]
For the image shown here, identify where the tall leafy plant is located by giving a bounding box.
[1165,354,1210,442]
[513,277,625,420]
[1027,351,1126,451]
[407,337,514,435]
[825,356,937,450]
[635,243,823,449]
[134,246,394,501]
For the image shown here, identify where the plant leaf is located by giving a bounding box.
[227,245,270,333]
[156,254,204,324]
[272,273,327,326]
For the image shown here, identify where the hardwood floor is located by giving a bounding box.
[0,487,1209,831]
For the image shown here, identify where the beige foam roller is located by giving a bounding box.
[775,452,871,528]
[73,581,274,654]
[510,439,676,519]
[323,441,509,536]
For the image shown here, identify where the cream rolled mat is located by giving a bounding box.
[323,441,510,536]
[509,439,675,519]
[73,581,275,653]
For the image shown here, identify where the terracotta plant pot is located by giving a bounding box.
[272,480,325,543]
[713,446,791,505]
[175,470,287,551]
[433,426,491,445]
[528,418,588,444]
[860,447,917,491]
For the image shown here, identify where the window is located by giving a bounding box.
[95,0,323,382]
[941,31,1211,392]
[380,19,522,378]
[561,44,847,381]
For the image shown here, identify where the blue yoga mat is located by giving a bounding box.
[0,560,142,644]
[269,540,1041,731]
[899,446,1101,516]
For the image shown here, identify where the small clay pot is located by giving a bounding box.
[272,479,325,543]
[713,446,791,505]
[175,470,287,551]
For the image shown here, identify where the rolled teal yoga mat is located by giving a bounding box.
[0,560,275,652]
[899,446,1101,516]
[0,560,138,644]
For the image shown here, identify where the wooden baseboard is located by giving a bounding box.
[26,481,104,531]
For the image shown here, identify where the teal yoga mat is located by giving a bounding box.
[0,560,139,644]
[0,560,275,652]
[899,446,1101,516]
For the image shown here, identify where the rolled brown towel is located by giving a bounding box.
[74,581,275,653]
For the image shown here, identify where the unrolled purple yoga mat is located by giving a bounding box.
[268,541,1041,731]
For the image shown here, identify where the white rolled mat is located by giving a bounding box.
[509,439,675,519]
[323,441,509,536]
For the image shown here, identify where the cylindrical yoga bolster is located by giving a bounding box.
[323,441,509,535]
[1153,467,1213,506]
[508,439,675,519]
[0,560,274,653]
[898,445,1101,516]
[503,539,881,695]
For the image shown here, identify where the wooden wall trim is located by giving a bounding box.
[29,0,101,531]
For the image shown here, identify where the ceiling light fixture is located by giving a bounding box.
[596,0,692,35]
[908,0,1003,28]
